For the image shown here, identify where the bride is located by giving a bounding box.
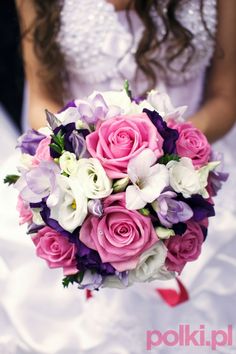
[0,0,236,353]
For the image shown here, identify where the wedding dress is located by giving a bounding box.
[1,1,236,353]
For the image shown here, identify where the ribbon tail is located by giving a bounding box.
[85,289,93,300]
[156,278,189,307]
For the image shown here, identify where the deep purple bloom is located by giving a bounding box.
[182,194,215,221]
[76,239,116,277]
[172,222,187,235]
[143,108,179,154]
[17,129,45,155]
[153,191,193,228]
[50,123,90,158]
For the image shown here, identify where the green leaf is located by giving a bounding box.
[49,143,62,155]
[62,273,79,288]
[62,271,85,288]
[3,174,20,185]
[158,154,180,165]
[138,208,150,216]
[124,80,132,99]
[50,130,65,155]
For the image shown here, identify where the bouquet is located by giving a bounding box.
[4,84,228,290]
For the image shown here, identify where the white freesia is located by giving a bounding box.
[59,151,78,176]
[128,100,154,115]
[147,90,187,122]
[197,161,221,198]
[18,153,33,170]
[126,149,169,210]
[50,175,87,232]
[38,126,52,136]
[167,157,203,198]
[129,242,175,282]
[75,158,112,199]
[55,107,81,124]
[100,89,132,114]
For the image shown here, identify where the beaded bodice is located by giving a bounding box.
[58,0,217,95]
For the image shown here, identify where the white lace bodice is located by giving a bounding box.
[57,0,217,115]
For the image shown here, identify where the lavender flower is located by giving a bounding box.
[152,191,193,228]
[77,93,109,124]
[17,129,45,155]
[209,151,229,196]
[88,199,103,217]
[15,161,60,204]
[77,270,103,290]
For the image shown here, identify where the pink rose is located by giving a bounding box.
[16,196,33,225]
[32,136,52,166]
[32,226,78,275]
[79,193,158,272]
[164,221,204,274]
[86,113,164,178]
[168,121,211,167]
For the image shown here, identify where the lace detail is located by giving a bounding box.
[58,0,217,90]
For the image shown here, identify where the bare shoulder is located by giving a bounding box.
[15,0,36,32]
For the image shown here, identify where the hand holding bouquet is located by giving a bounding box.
[5,85,228,290]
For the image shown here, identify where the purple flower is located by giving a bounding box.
[77,93,109,125]
[17,129,45,155]
[15,161,60,204]
[182,194,215,221]
[76,238,116,277]
[88,199,103,217]
[77,271,103,290]
[143,109,179,154]
[67,128,90,159]
[153,191,193,228]
[50,123,90,159]
[59,100,76,113]
[208,151,229,196]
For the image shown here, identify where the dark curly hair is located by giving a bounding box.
[25,0,213,100]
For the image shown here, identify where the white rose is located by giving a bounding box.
[59,151,78,176]
[75,158,112,199]
[167,157,202,198]
[129,242,174,283]
[50,175,87,232]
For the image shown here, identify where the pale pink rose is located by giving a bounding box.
[86,113,164,178]
[79,193,158,272]
[164,221,204,274]
[168,120,211,168]
[16,196,33,225]
[32,136,52,166]
[32,226,78,275]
